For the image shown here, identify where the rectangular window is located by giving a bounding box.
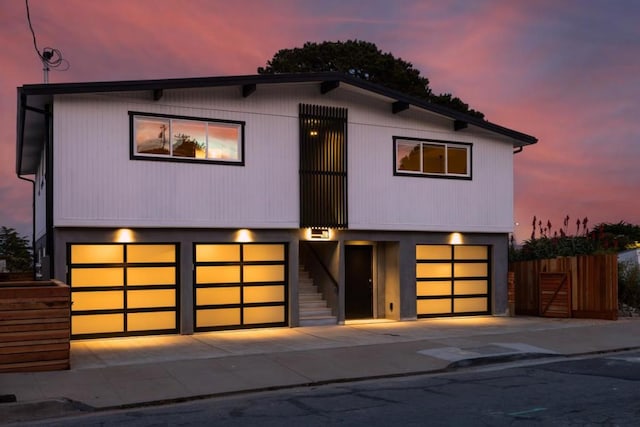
[130,112,244,165]
[394,137,471,178]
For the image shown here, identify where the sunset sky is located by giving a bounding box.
[1,0,638,243]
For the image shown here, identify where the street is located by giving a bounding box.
[13,351,640,426]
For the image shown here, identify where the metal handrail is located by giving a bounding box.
[303,242,339,292]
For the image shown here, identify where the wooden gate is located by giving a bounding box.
[510,254,618,320]
[539,272,571,318]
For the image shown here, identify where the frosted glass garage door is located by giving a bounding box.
[416,245,490,317]
[194,243,288,331]
[68,243,178,338]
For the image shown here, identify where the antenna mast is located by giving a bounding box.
[25,0,69,83]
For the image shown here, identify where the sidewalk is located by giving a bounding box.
[2,316,640,423]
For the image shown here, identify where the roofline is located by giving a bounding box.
[16,73,539,174]
[18,72,538,146]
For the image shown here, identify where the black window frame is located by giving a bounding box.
[129,111,246,166]
[393,136,472,180]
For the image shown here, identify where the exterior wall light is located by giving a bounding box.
[115,228,135,243]
[307,227,331,240]
[449,232,463,245]
[235,229,254,242]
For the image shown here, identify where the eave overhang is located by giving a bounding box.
[16,72,538,175]
[16,89,51,175]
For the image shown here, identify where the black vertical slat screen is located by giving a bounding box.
[299,104,348,228]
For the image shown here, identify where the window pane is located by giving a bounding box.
[396,141,421,172]
[423,144,445,173]
[135,117,170,155]
[208,123,240,161]
[448,147,468,175]
[172,120,207,158]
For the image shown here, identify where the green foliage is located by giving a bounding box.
[258,40,485,119]
[619,262,640,308]
[0,226,33,272]
[510,215,637,262]
[591,221,640,250]
[511,236,598,262]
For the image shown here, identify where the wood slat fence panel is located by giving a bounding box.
[0,280,71,372]
[510,254,618,320]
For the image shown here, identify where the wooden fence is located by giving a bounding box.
[0,272,34,282]
[510,254,618,320]
[0,280,71,372]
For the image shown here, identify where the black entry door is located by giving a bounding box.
[345,245,373,319]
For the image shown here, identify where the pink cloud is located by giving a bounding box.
[1,0,638,244]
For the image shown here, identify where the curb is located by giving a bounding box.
[0,352,557,425]
[4,346,640,425]
[0,398,93,425]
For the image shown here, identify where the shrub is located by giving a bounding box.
[619,262,640,309]
[510,215,626,262]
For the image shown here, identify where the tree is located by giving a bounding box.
[0,226,33,272]
[258,40,485,119]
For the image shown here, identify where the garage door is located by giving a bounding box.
[68,243,179,339]
[416,244,490,317]
[194,243,288,331]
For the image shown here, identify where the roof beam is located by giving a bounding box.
[242,84,256,98]
[454,120,468,131]
[153,89,163,101]
[392,101,409,114]
[320,80,340,94]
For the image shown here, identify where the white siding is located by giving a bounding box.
[348,121,513,232]
[331,88,514,232]
[52,84,515,231]
[53,89,300,228]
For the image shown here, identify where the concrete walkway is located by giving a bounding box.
[2,316,640,423]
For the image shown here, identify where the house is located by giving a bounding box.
[618,248,640,268]
[16,72,537,339]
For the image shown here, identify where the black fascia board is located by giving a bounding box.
[17,72,538,146]
[16,89,26,174]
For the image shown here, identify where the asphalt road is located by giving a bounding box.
[10,351,640,426]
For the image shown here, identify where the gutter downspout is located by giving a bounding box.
[513,146,524,154]
[16,175,36,280]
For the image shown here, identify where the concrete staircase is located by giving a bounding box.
[298,266,337,326]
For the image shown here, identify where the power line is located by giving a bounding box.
[25,0,69,82]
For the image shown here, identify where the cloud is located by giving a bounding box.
[1,0,638,244]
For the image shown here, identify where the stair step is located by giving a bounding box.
[299,316,337,326]
[300,308,333,317]
[300,300,328,309]
[299,294,323,302]
[298,263,336,326]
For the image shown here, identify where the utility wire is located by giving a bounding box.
[25,0,43,59]
[25,0,69,73]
